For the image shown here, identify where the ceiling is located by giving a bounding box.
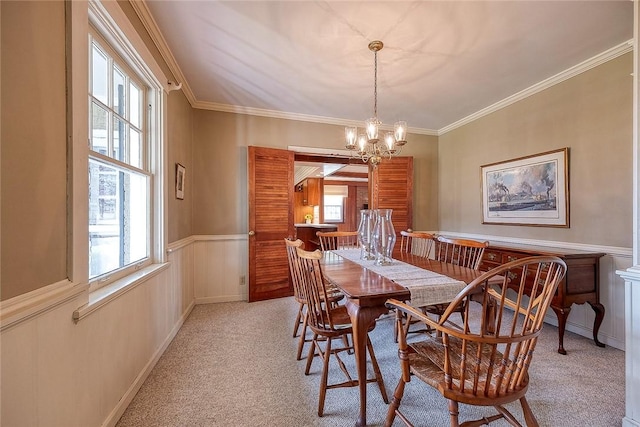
[141,1,633,135]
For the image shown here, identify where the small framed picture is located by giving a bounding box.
[176,163,185,200]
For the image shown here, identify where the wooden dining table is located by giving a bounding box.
[320,250,497,427]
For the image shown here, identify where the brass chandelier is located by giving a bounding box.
[345,40,407,166]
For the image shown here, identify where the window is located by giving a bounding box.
[324,185,349,223]
[88,32,151,285]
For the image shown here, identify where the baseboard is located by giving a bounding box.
[196,295,246,304]
[102,299,196,427]
[623,417,640,427]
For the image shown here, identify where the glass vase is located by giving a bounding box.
[357,209,375,260]
[372,209,396,265]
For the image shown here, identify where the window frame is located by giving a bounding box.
[88,30,153,289]
[68,0,167,311]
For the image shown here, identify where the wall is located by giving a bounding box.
[167,90,194,243]
[438,52,633,350]
[438,53,632,247]
[1,0,68,300]
[192,110,440,235]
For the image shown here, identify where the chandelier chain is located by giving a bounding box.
[373,49,378,120]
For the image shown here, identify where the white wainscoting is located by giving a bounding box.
[0,242,195,427]
[192,235,248,303]
[440,231,632,351]
[618,268,640,427]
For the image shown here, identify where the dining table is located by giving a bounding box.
[320,249,498,427]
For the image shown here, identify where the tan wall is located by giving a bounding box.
[192,110,439,235]
[1,1,68,300]
[167,90,194,242]
[438,53,633,247]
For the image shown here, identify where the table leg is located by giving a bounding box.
[345,299,388,427]
[587,301,606,348]
[551,305,570,355]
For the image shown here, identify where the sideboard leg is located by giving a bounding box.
[551,305,570,355]
[587,301,606,348]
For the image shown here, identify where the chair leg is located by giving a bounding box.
[318,336,332,417]
[293,302,304,337]
[384,377,406,427]
[519,396,539,427]
[448,400,460,427]
[305,334,317,375]
[296,311,309,361]
[366,336,388,403]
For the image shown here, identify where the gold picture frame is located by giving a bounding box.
[480,148,569,227]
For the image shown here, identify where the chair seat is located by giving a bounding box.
[408,329,530,405]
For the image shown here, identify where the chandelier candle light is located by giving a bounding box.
[345,40,407,166]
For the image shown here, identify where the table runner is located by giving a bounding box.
[332,249,466,307]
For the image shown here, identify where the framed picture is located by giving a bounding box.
[480,148,569,227]
[175,163,185,200]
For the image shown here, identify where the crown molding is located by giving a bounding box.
[129,0,197,103]
[192,100,439,136]
[438,39,634,135]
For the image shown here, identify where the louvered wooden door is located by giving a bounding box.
[248,146,295,301]
[370,157,414,256]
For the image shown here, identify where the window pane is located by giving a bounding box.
[129,128,141,168]
[91,44,108,105]
[324,195,344,222]
[113,116,125,161]
[91,102,108,155]
[129,82,141,128]
[89,158,149,279]
[113,67,125,115]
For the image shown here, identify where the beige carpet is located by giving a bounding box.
[116,298,624,427]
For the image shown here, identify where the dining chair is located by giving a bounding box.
[316,230,359,251]
[395,231,437,341]
[434,235,489,269]
[399,230,435,258]
[284,238,343,361]
[296,247,389,416]
[426,236,490,323]
[385,255,567,427]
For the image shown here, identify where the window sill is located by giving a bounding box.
[73,262,169,323]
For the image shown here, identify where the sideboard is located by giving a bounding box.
[479,242,606,355]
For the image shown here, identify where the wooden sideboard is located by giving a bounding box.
[479,243,606,355]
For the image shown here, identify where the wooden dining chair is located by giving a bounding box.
[426,236,490,322]
[399,230,435,258]
[385,255,567,427]
[284,238,343,361]
[296,247,389,416]
[316,230,359,251]
[434,235,489,269]
[395,231,438,341]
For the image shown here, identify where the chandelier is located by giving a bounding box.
[345,40,407,166]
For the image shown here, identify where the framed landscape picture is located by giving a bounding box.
[480,148,569,227]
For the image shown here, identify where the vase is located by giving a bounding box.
[372,209,396,265]
[357,209,375,260]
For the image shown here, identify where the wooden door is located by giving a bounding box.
[370,157,413,255]
[248,146,295,301]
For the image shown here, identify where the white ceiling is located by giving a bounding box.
[141,1,633,134]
